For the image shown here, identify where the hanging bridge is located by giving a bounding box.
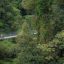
[0,30,38,40]
[0,32,17,40]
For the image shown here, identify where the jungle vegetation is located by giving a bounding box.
[0,0,64,64]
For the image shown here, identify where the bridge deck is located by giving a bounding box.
[0,33,17,40]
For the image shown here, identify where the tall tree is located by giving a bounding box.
[0,0,22,33]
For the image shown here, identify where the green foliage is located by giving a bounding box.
[0,0,64,64]
[0,40,16,60]
[21,0,35,10]
[0,0,22,32]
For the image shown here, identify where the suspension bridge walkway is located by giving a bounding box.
[0,32,17,40]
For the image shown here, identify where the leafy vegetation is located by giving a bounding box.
[0,0,64,64]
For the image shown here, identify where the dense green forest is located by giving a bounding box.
[0,0,64,64]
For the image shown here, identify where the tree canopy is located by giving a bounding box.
[0,0,64,64]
